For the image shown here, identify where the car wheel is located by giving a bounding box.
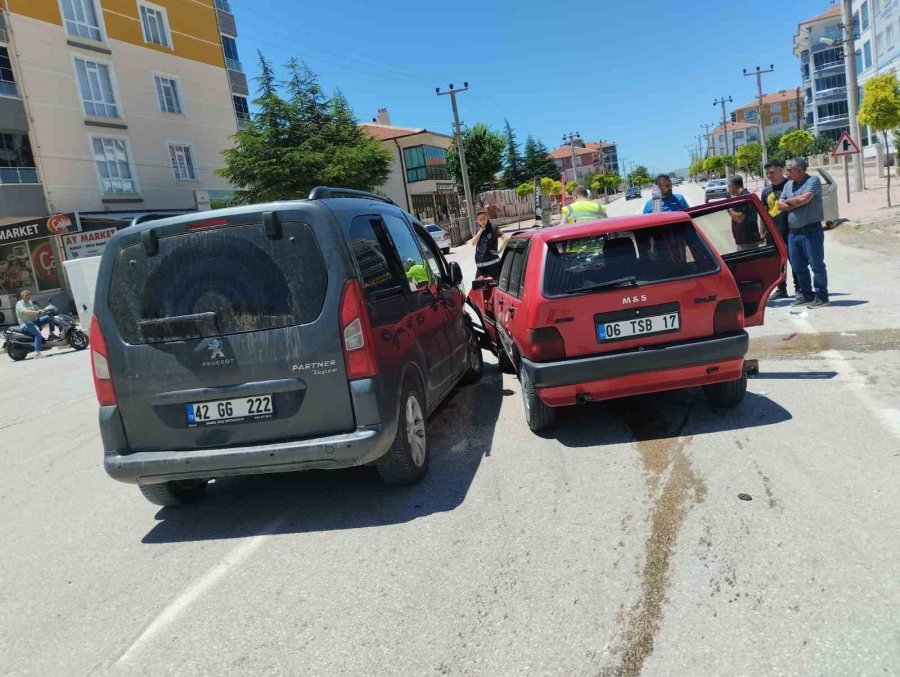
[377,378,429,485]
[519,362,555,433]
[8,346,28,361]
[497,344,515,374]
[462,327,484,384]
[67,329,89,351]
[703,370,747,409]
[139,479,209,507]
[442,247,450,254]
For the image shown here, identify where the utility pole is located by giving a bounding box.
[841,0,864,191]
[562,131,580,184]
[713,96,734,178]
[437,83,475,238]
[795,86,803,129]
[701,122,714,157]
[743,65,774,177]
[696,134,705,158]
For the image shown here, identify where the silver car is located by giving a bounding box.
[425,224,451,254]
[705,179,729,202]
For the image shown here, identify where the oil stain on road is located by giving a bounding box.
[750,328,900,359]
[600,398,706,677]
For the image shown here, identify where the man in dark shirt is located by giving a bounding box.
[760,160,796,300]
[726,176,762,251]
[469,209,507,279]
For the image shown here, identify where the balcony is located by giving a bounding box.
[225,57,243,72]
[0,167,39,184]
[214,0,232,11]
[818,113,850,125]
[815,60,845,72]
[815,86,847,100]
[0,80,17,98]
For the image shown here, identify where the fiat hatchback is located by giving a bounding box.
[467,195,786,432]
[93,188,483,506]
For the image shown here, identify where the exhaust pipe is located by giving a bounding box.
[576,393,592,405]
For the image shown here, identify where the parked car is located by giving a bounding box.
[467,195,786,432]
[425,223,451,254]
[625,186,642,201]
[705,179,729,202]
[92,187,484,507]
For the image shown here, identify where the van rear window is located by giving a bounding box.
[108,220,327,344]
[543,220,719,297]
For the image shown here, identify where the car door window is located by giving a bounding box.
[415,230,443,281]
[382,213,430,291]
[497,248,516,292]
[689,197,768,256]
[347,215,404,296]
[508,241,529,299]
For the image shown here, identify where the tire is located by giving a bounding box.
[67,329,89,351]
[8,346,28,361]
[442,247,451,254]
[138,479,209,507]
[377,378,429,485]
[703,370,748,409]
[462,326,484,384]
[519,362,556,433]
[497,344,515,373]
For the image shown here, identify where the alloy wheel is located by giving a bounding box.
[405,394,426,467]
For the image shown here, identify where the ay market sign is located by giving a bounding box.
[0,214,79,244]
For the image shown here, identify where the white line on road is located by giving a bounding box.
[114,512,290,667]
[788,312,900,441]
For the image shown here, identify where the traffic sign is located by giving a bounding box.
[831,130,861,157]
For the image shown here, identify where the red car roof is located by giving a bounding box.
[529,212,694,244]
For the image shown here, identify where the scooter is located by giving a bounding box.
[1,301,89,361]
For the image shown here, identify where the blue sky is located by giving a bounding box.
[232,0,835,174]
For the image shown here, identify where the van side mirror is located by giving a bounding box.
[449,261,463,286]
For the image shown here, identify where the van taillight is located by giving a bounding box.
[528,327,566,362]
[339,280,378,380]
[90,316,117,406]
[713,299,744,334]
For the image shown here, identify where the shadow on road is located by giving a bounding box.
[753,371,837,380]
[549,389,791,448]
[141,367,504,545]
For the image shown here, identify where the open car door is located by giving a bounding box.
[685,193,787,327]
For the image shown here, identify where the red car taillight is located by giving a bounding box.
[713,299,744,334]
[90,316,117,406]
[528,327,566,362]
[340,279,378,380]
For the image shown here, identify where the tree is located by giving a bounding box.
[522,135,560,179]
[778,128,816,158]
[704,155,726,177]
[811,133,834,156]
[565,180,576,194]
[689,157,705,177]
[515,181,534,197]
[218,55,391,203]
[628,165,653,186]
[859,73,900,205]
[501,119,525,189]
[736,143,763,177]
[540,176,562,197]
[447,123,505,193]
[592,172,622,194]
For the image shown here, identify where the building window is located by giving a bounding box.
[864,41,873,68]
[718,134,724,142]
[74,58,119,118]
[734,130,745,139]
[770,102,781,112]
[816,73,847,91]
[91,136,138,194]
[139,3,171,48]
[154,75,182,114]
[169,143,197,181]
[771,115,782,125]
[744,108,758,120]
[0,46,17,97]
[862,1,870,30]
[232,95,250,127]
[888,25,896,49]
[60,0,103,41]
[818,100,849,120]
[789,112,797,122]
[403,145,449,183]
[222,35,242,72]
[813,48,844,69]
[0,132,37,184]
[789,99,798,109]
[877,32,885,57]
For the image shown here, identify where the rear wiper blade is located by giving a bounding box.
[565,276,639,294]
[138,312,218,340]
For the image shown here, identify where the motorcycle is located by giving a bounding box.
[2,301,89,361]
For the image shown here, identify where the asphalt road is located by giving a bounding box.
[2,185,899,676]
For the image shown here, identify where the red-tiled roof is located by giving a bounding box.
[548,145,599,160]
[734,89,802,111]
[800,5,841,25]
[708,121,758,136]
[360,123,426,140]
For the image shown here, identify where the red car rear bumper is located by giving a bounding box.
[518,331,749,407]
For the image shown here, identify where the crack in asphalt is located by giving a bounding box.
[600,398,706,677]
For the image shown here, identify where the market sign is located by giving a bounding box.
[63,227,117,259]
[0,213,79,245]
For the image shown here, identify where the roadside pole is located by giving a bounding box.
[842,0,865,192]
[743,65,774,181]
[832,130,861,203]
[437,84,475,239]
[713,96,733,177]
[844,155,850,202]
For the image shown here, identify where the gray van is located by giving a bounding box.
[92,188,483,507]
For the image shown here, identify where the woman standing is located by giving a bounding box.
[469,209,508,279]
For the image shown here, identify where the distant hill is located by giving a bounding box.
[670,167,690,178]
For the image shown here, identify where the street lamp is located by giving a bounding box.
[562,132,580,184]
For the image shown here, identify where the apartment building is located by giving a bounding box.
[361,109,459,226]
[706,122,760,157]
[550,138,620,182]
[0,0,244,316]
[732,89,803,139]
[794,6,852,143]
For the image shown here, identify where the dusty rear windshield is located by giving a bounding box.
[543,220,719,297]
[108,220,328,344]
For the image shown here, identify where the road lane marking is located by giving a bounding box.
[114,512,289,666]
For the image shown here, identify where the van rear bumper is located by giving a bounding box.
[103,424,393,485]
[520,331,749,390]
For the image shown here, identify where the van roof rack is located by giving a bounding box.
[307,186,394,204]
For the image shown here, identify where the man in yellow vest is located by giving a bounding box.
[560,186,607,224]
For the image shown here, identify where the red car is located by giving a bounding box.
[467,195,787,432]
